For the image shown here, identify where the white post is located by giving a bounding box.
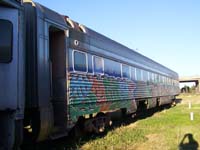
[190,112,194,121]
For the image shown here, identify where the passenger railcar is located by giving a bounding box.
[0,0,179,149]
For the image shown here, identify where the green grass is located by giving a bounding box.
[80,94,200,150]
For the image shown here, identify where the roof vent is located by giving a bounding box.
[24,0,35,6]
[65,17,75,28]
[79,24,87,33]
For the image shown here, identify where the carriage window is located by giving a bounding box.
[122,64,130,79]
[74,51,87,72]
[93,56,103,74]
[161,76,164,83]
[163,76,165,83]
[104,59,120,77]
[147,72,150,81]
[136,68,142,81]
[159,75,162,83]
[150,73,154,82]
[131,67,135,80]
[0,20,13,63]
[155,74,159,83]
[164,77,167,84]
[143,70,148,81]
[166,77,168,85]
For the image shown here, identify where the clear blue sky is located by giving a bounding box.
[34,0,200,77]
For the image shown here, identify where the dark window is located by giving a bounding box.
[93,56,103,74]
[104,59,120,77]
[0,20,13,63]
[122,64,130,78]
[74,51,87,72]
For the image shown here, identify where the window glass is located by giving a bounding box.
[147,72,150,81]
[122,64,130,78]
[74,51,87,72]
[0,20,13,63]
[143,70,148,81]
[131,67,135,80]
[162,76,165,84]
[160,76,163,83]
[151,73,155,82]
[149,72,152,82]
[94,56,103,74]
[136,68,142,81]
[159,75,162,83]
[155,74,159,83]
[166,77,168,85]
[104,59,120,77]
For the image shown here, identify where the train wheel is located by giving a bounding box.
[93,113,111,133]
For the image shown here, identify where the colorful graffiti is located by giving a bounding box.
[68,73,178,123]
[68,73,136,122]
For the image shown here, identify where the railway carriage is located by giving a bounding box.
[67,20,179,129]
[0,0,179,149]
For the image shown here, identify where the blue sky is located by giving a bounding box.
[34,0,200,77]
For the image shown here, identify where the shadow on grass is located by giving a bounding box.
[21,104,172,150]
[179,133,199,150]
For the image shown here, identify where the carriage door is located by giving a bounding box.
[0,5,21,149]
[49,26,68,131]
[0,6,19,110]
